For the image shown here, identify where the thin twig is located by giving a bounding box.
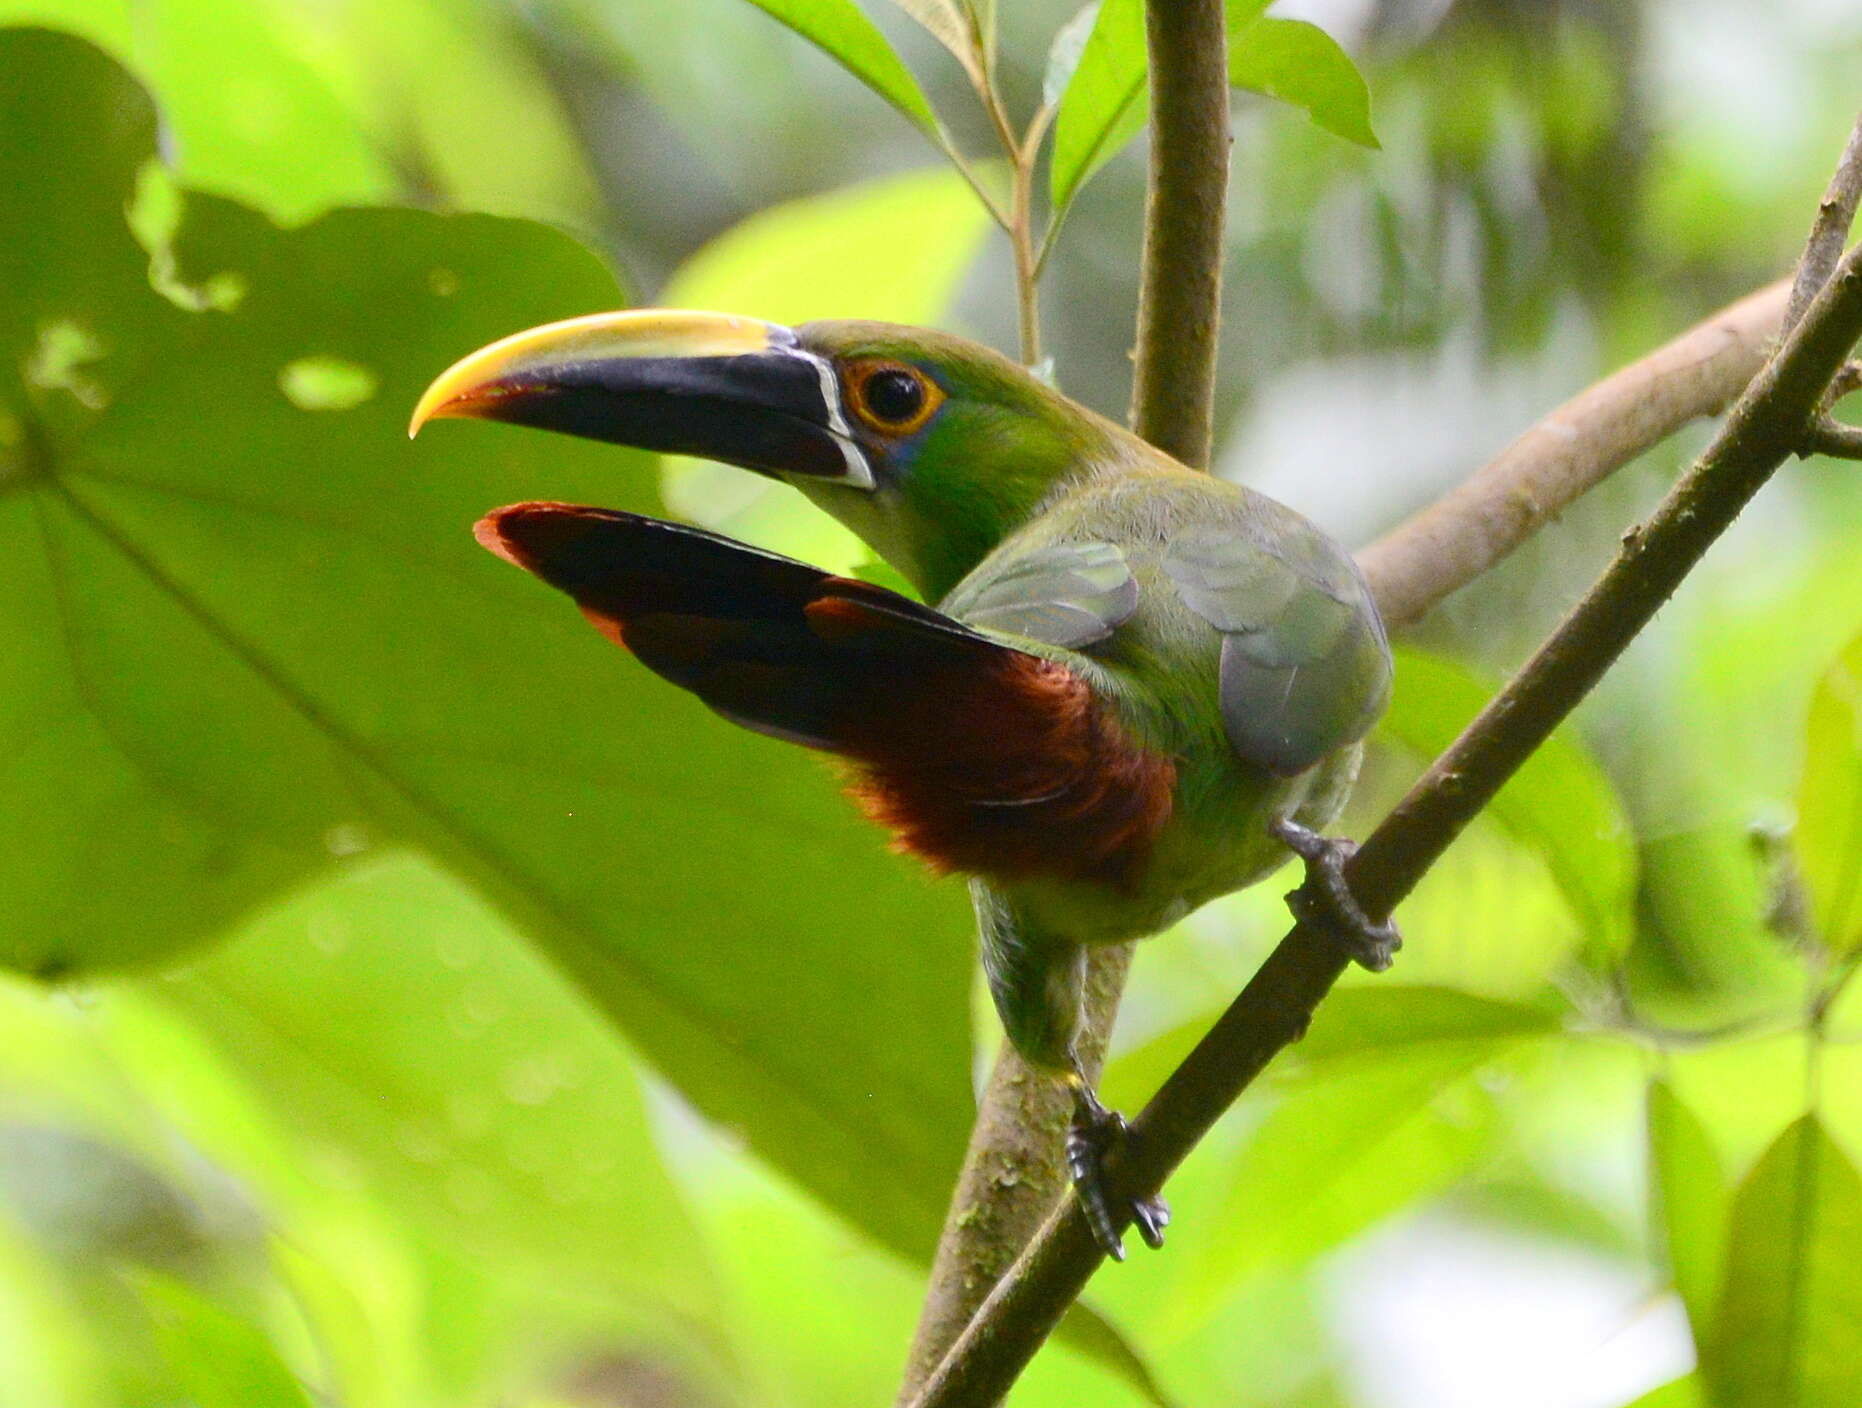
[905,131,1862,1408]
[1785,110,1862,334]
[1804,417,1862,459]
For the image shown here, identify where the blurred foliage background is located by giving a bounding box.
[1,1,1861,1405]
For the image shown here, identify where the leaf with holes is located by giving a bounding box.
[0,26,975,1264]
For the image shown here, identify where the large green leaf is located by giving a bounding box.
[1380,647,1637,964]
[1702,1115,1862,1407]
[736,0,943,139]
[0,27,975,1262]
[151,853,717,1319]
[1797,631,1862,954]
[0,0,395,220]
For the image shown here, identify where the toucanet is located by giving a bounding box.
[411,311,1395,1257]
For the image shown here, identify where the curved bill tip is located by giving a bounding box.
[405,308,873,487]
[407,308,786,441]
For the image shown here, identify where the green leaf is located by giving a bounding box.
[1047,0,1145,216]
[1042,2,1100,109]
[1158,1032,1531,1332]
[0,0,395,221]
[1701,1115,1862,1407]
[0,28,976,1263]
[1046,0,1371,222]
[136,1272,314,1408]
[1105,984,1559,1110]
[736,0,943,139]
[1797,632,1862,953]
[658,165,992,575]
[153,853,718,1318]
[1379,648,1637,963]
[1647,1079,1730,1337]
[1229,15,1377,149]
[1627,1376,1708,1408]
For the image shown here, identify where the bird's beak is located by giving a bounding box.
[408,309,874,488]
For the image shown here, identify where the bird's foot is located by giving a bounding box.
[1066,1080,1169,1261]
[1269,816,1401,972]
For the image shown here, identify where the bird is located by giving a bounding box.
[410,310,1395,1258]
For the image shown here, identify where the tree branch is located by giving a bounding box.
[1785,110,1862,335]
[1359,280,1787,628]
[905,139,1862,1408]
[1128,0,1231,470]
[898,4,1231,1398]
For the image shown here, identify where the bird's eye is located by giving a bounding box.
[846,360,942,436]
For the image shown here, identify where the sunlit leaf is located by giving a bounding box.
[736,0,943,139]
[1230,15,1377,150]
[1380,648,1637,963]
[0,28,976,1264]
[1647,1079,1729,1337]
[1047,0,1145,216]
[136,1272,314,1408]
[1702,1115,1862,1407]
[1157,1032,1535,1332]
[0,1213,108,1408]
[155,853,718,1319]
[0,0,395,221]
[1105,984,1559,1110]
[1627,1375,1708,1408]
[1797,632,1862,953]
[1042,2,1099,109]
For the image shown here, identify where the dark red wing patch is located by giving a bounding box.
[478,502,1175,887]
[841,651,1176,886]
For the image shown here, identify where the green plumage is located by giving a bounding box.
[415,310,1394,1255]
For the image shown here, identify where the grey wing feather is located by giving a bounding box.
[1165,519,1391,777]
[942,539,1139,649]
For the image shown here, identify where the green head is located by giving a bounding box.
[410,311,1144,601]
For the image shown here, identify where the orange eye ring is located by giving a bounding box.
[844,359,943,437]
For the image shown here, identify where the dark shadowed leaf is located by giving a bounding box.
[1701,1115,1862,1407]
[0,27,975,1265]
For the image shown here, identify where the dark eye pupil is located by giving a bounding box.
[866,369,925,424]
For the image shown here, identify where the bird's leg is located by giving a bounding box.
[1268,815,1401,971]
[1064,1065,1170,1260]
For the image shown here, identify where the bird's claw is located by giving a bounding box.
[1066,1086,1170,1260]
[1269,816,1401,971]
